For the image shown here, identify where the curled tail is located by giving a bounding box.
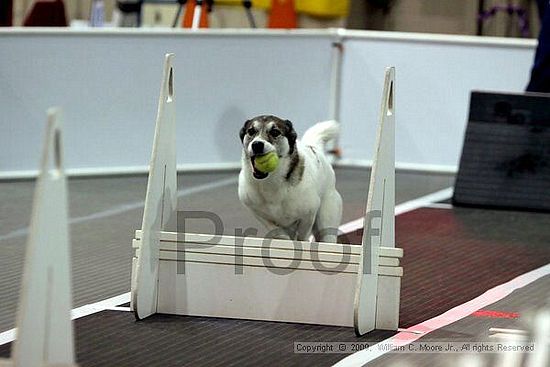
[301,120,340,150]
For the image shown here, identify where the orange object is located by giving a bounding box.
[268,0,297,29]
[328,147,342,158]
[182,0,209,28]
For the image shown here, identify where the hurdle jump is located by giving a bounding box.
[0,109,77,367]
[131,54,402,336]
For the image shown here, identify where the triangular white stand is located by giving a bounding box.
[131,60,401,335]
[132,53,178,320]
[0,109,77,367]
[354,67,398,335]
[525,307,550,367]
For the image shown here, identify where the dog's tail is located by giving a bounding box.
[301,120,340,150]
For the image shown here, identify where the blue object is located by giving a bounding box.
[90,0,105,27]
[527,1,550,92]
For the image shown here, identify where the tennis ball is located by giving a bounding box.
[254,152,279,173]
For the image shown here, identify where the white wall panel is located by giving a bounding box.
[0,29,537,177]
[339,32,536,171]
[0,29,334,176]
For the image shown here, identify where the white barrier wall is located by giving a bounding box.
[339,31,537,172]
[0,29,335,177]
[0,28,536,178]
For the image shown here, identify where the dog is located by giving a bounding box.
[238,115,342,243]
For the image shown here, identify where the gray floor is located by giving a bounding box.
[371,275,550,367]
[0,168,454,332]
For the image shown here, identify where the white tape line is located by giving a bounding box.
[71,293,131,319]
[0,177,238,242]
[0,329,16,346]
[334,263,550,367]
[338,187,454,234]
[104,307,132,312]
[425,203,454,210]
[0,292,131,346]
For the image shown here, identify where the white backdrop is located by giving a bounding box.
[0,29,537,178]
[0,29,335,177]
[339,31,537,171]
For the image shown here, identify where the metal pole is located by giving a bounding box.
[477,0,485,36]
[192,0,203,29]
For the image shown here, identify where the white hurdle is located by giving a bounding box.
[0,109,77,367]
[131,54,402,336]
[355,67,398,334]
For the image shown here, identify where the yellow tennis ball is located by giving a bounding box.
[254,152,279,173]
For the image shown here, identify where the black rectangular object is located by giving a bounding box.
[453,91,550,212]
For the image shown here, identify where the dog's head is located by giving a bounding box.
[239,115,297,179]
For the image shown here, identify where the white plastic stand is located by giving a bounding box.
[131,56,401,335]
[354,67,399,335]
[0,109,77,367]
[132,54,177,320]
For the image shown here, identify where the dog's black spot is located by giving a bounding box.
[239,119,253,142]
[284,120,297,155]
[309,146,320,163]
[285,152,304,185]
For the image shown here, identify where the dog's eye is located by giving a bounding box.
[270,129,281,138]
[247,128,256,136]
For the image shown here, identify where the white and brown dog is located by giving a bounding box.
[238,115,342,243]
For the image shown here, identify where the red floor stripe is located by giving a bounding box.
[471,310,520,319]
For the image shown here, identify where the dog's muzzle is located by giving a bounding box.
[250,156,269,180]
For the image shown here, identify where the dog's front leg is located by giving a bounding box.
[295,212,317,242]
[252,213,292,240]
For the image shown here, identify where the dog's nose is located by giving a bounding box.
[251,141,264,154]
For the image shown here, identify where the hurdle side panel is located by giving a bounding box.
[157,260,356,327]
[375,275,401,330]
[11,109,76,366]
[133,54,178,320]
[354,67,397,336]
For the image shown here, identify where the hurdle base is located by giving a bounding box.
[131,232,403,329]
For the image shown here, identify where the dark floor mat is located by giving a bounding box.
[342,207,550,327]
[452,91,550,212]
[2,207,548,366]
[0,311,394,367]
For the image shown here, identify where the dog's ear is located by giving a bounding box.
[239,119,251,142]
[284,119,297,155]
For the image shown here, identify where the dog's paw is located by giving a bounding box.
[265,230,292,241]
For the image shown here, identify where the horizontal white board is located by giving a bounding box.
[134,231,404,258]
[135,250,402,276]
[157,259,357,326]
[133,241,400,267]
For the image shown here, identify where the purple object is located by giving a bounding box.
[478,4,531,37]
